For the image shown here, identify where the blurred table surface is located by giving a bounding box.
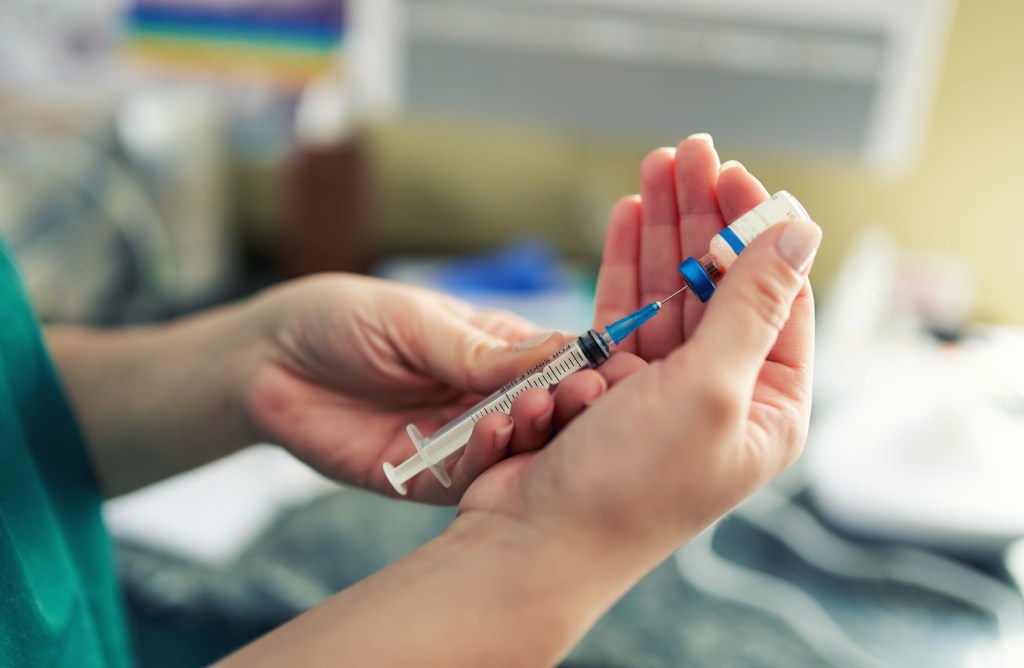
[109,258,1015,667]
[113,476,1008,668]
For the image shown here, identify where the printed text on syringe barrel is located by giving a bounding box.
[469,342,588,423]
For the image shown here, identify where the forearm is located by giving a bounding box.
[46,301,265,497]
[219,512,650,667]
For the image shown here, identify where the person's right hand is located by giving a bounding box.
[460,155,820,569]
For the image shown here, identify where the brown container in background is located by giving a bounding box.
[281,132,375,277]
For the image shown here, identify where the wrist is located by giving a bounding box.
[222,505,646,666]
[199,296,278,447]
[442,508,649,656]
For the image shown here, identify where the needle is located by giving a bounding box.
[657,285,689,306]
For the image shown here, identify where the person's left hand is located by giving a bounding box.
[240,275,611,504]
[592,134,774,361]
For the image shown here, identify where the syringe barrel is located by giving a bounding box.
[384,329,611,494]
[678,191,811,303]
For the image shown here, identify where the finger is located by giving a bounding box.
[446,412,514,498]
[595,351,648,387]
[715,161,770,225]
[675,134,724,340]
[637,147,686,361]
[766,278,814,370]
[507,388,556,456]
[551,370,607,431]
[681,220,822,393]
[425,310,575,394]
[593,195,642,354]
[715,165,810,372]
[469,307,547,344]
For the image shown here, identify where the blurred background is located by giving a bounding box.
[4,0,1024,666]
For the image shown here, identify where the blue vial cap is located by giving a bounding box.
[678,257,716,303]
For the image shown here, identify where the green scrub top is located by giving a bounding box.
[0,242,132,667]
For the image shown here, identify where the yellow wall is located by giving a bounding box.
[749,0,1024,324]
[371,0,1024,324]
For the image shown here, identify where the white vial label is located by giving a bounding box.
[727,191,808,246]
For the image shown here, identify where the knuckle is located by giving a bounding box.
[695,378,744,425]
[777,406,810,468]
[559,369,603,396]
[738,269,794,333]
[462,334,490,364]
[459,335,495,389]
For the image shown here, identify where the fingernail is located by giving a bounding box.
[494,417,513,452]
[688,132,714,147]
[776,221,822,273]
[532,405,553,433]
[720,159,745,173]
[514,331,557,352]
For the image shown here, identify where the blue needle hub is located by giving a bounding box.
[605,302,662,344]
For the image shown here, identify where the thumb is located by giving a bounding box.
[681,219,821,390]
[423,313,572,394]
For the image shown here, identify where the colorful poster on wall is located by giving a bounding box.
[123,1,346,89]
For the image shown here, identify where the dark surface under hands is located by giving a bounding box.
[119,487,995,668]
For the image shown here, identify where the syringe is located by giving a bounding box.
[382,300,675,495]
[383,190,810,495]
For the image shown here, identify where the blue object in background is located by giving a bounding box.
[374,240,592,334]
[434,239,570,294]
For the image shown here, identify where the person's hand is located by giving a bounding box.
[460,139,820,567]
[242,276,611,504]
[213,140,819,667]
[593,134,775,360]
